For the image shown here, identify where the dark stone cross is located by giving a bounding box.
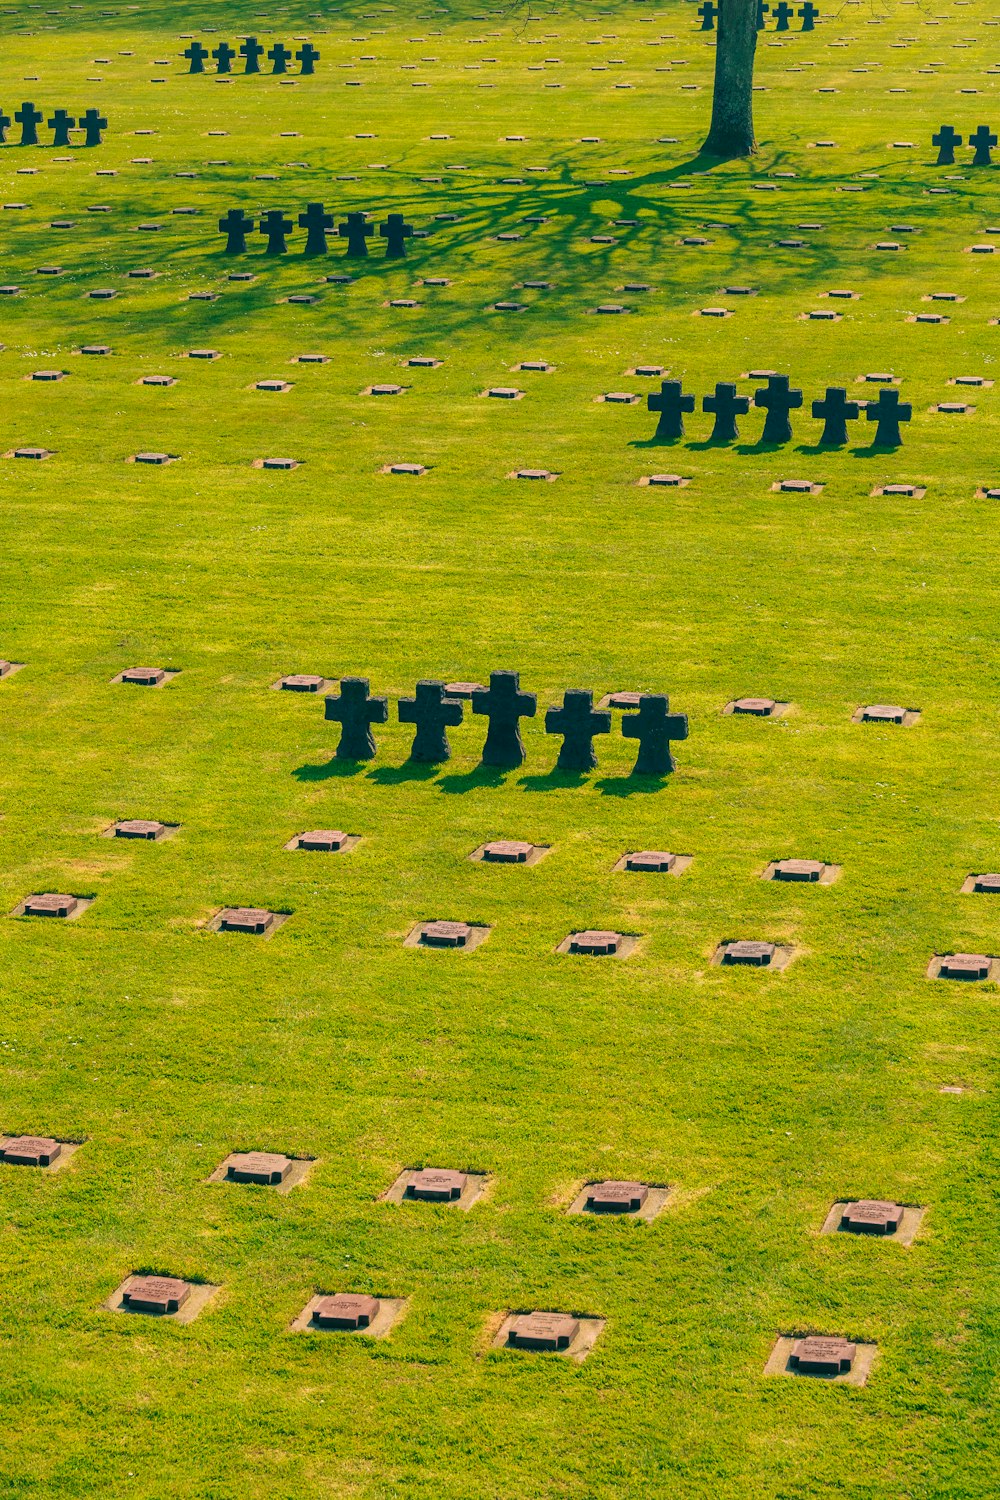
[648,379,695,440]
[932,124,963,165]
[380,213,414,258]
[0,110,10,144]
[472,670,537,767]
[240,36,264,73]
[219,207,253,253]
[299,201,333,254]
[184,40,209,72]
[970,124,997,166]
[324,677,388,760]
[773,0,793,28]
[621,694,689,776]
[259,209,293,254]
[213,41,236,73]
[754,374,803,444]
[297,42,320,74]
[866,388,912,447]
[398,680,464,762]
[545,690,611,772]
[81,109,107,146]
[798,0,818,29]
[269,42,292,74]
[757,0,769,28]
[703,382,750,443]
[48,108,75,147]
[812,386,859,446]
[698,1,717,29]
[338,211,374,257]
[16,101,43,146]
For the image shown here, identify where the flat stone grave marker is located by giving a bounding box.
[873,484,925,498]
[383,1166,488,1208]
[444,682,485,699]
[208,1150,312,1193]
[210,907,286,937]
[557,929,638,958]
[614,850,692,875]
[852,704,919,724]
[113,667,178,687]
[929,952,997,981]
[764,858,839,883]
[291,1293,407,1337]
[365,382,405,395]
[16,891,92,920]
[129,452,177,465]
[287,829,360,853]
[820,1199,924,1244]
[382,462,427,476]
[0,661,26,679]
[964,872,1000,894]
[406,357,441,368]
[0,1135,80,1170]
[567,1179,671,1220]
[484,386,523,399]
[107,1275,218,1324]
[724,697,788,716]
[470,839,548,865]
[273,673,330,692]
[406,919,490,952]
[765,1336,876,1385]
[108,819,176,841]
[8,447,53,461]
[494,1310,604,1361]
[140,376,176,387]
[256,457,301,471]
[715,939,795,969]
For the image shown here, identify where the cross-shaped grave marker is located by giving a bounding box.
[866,388,911,447]
[621,694,688,776]
[472,670,536,767]
[0,110,10,144]
[773,1,793,29]
[297,42,320,74]
[970,124,997,166]
[48,108,75,147]
[648,379,695,440]
[545,689,611,772]
[798,1,818,30]
[269,42,292,74]
[398,680,464,762]
[184,40,209,72]
[754,373,803,444]
[933,124,963,165]
[16,101,43,146]
[324,677,388,760]
[213,41,236,73]
[240,36,264,74]
[698,1,717,30]
[260,209,293,254]
[219,207,253,253]
[81,109,107,146]
[812,386,859,445]
[339,211,373,257]
[703,382,750,443]
[757,1,770,29]
[380,212,414,258]
[299,201,333,254]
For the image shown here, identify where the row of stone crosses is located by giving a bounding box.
[698,0,819,31]
[324,672,688,776]
[0,103,105,147]
[220,205,412,257]
[649,377,911,447]
[933,124,997,166]
[183,38,318,75]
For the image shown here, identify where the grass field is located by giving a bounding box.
[1,0,1000,1494]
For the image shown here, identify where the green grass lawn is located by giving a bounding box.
[1,0,1000,1494]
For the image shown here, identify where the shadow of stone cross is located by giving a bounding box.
[269,42,291,74]
[325,678,388,760]
[260,209,293,254]
[184,40,208,72]
[240,36,264,73]
[299,201,333,254]
[812,386,859,446]
[16,101,42,146]
[933,125,962,165]
[398,680,464,762]
[773,0,793,28]
[0,110,10,144]
[703,382,749,443]
[213,41,235,73]
[970,125,997,166]
[754,374,803,444]
[545,689,611,772]
[219,207,252,252]
[339,211,373,257]
[82,109,106,146]
[380,213,414,258]
[472,670,536,768]
[866,388,912,447]
[798,1,818,30]
[297,42,320,74]
[698,1,717,29]
[621,695,688,776]
[48,108,75,147]
[648,379,695,440]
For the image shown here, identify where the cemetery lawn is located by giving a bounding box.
[1,0,1000,1495]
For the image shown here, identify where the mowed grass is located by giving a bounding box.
[0,0,999,1495]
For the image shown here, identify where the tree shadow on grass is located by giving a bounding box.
[292,757,366,781]
[436,764,510,794]
[368,762,440,785]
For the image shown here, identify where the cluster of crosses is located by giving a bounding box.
[324,672,689,776]
[648,376,912,448]
[699,0,818,31]
[0,102,106,146]
[219,204,413,257]
[183,37,319,75]
[932,123,997,167]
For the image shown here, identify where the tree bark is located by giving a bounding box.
[703,0,758,159]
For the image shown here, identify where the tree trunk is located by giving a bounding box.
[703,0,758,159]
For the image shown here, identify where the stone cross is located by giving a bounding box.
[970,124,997,166]
[380,213,414,257]
[773,0,793,28]
[240,36,264,73]
[0,110,10,144]
[297,42,320,74]
[812,386,859,446]
[184,40,209,72]
[648,379,695,440]
[398,680,464,762]
[703,382,750,443]
[259,209,293,254]
[324,677,388,760]
[81,109,107,146]
[866,388,912,447]
[698,1,717,29]
[932,125,963,165]
[48,108,75,147]
[269,42,292,74]
[545,690,611,772]
[338,211,374,257]
[472,670,537,767]
[213,41,236,73]
[219,207,253,253]
[621,694,689,776]
[16,101,43,146]
[757,0,769,28]
[299,201,333,254]
[798,0,818,29]
[754,374,803,444]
